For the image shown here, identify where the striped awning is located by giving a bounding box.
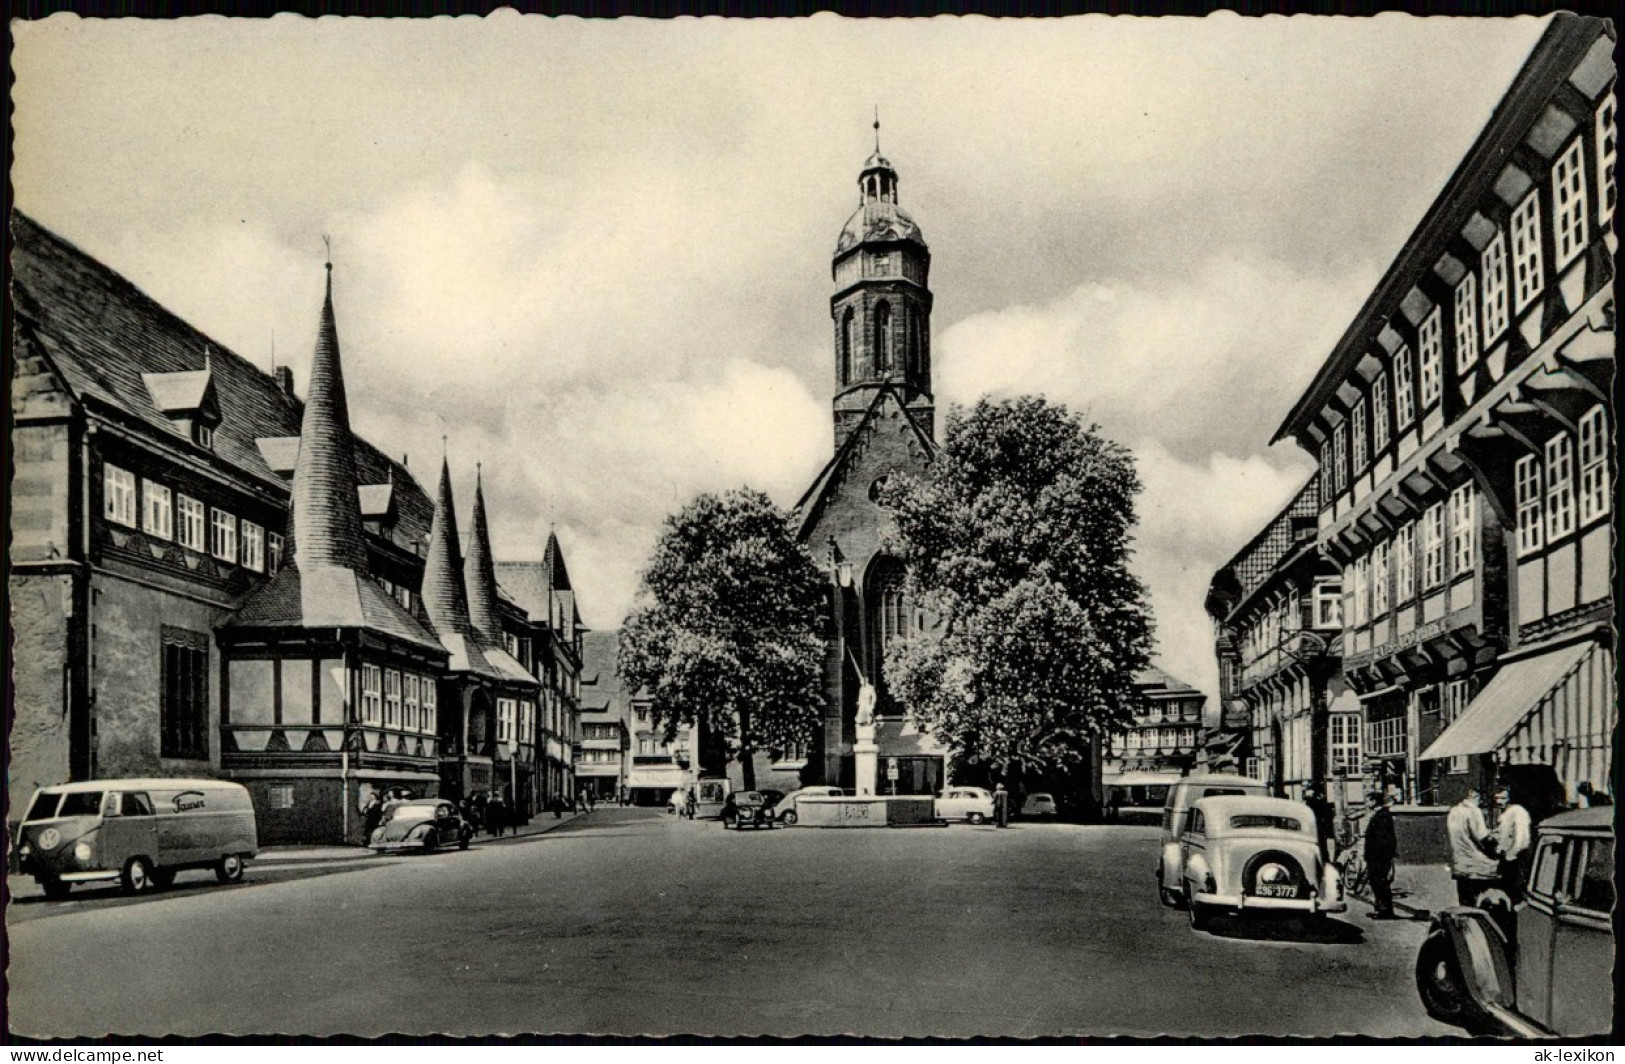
[1420,642,1596,761]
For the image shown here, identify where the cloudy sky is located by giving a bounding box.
[13,13,1549,703]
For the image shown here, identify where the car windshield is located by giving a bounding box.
[1230,814,1302,832]
[57,792,104,818]
[25,792,62,821]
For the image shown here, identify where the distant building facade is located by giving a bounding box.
[579,630,689,807]
[1101,668,1208,791]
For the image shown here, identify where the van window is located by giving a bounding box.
[122,792,155,816]
[1201,787,1250,799]
[1188,810,1205,835]
[1528,837,1565,900]
[58,792,104,817]
[25,792,62,821]
[1570,839,1614,914]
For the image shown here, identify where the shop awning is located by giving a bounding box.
[1106,771,1185,788]
[1327,689,1362,714]
[1420,642,1595,761]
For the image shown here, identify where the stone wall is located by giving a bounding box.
[8,573,75,823]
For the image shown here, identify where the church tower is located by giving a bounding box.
[830,123,934,446]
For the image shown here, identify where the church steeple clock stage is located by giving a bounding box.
[830,116,935,447]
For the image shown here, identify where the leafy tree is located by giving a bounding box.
[618,488,826,790]
[881,395,1154,781]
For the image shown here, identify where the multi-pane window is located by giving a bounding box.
[497,698,516,743]
[160,626,210,760]
[1329,713,1362,773]
[1545,433,1575,542]
[1481,230,1510,341]
[383,669,401,728]
[1394,522,1416,604]
[104,464,137,526]
[1353,554,1371,627]
[1579,406,1609,524]
[1598,95,1617,227]
[403,674,420,733]
[1510,191,1544,314]
[1332,421,1349,492]
[1443,679,1472,774]
[1371,539,1391,618]
[1515,453,1544,556]
[1313,579,1342,628]
[241,521,264,572]
[1453,273,1479,374]
[421,680,437,735]
[1393,345,1416,429]
[1449,484,1476,577]
[1370,373,1390,452]
[1320,440,1335,495]
[361,664,382,725]
[210,508,238,563]
[142,479,173,539]
[1418,308,1443,410]
[267,532,285,572]
[176,495,205,551]
[1552,138,1589,269]
[1350,398,1367,473]
[1422,502,1446,590]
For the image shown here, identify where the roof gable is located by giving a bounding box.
[793,385,935,543]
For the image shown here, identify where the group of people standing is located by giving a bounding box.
[459,791,516,837]
[1446,784,1543,908]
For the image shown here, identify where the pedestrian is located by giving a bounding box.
[361,790,384,844]
[553,795,563,819]
[1303,785,1336,859]
[1446,788,1498,907]
[993,782,1010,827]
[1363,791,1398,919]
[486,792,506,837]
[1490,783,1532,904]
[585,790,596,813]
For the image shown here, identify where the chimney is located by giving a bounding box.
[274,365,295,399]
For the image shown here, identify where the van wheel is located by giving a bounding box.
[968,812,986,825]
[216,854,245,883]
[39,876,71,900]
[152,869,176,889]
[122,856,155,894]
[782,810,798,826]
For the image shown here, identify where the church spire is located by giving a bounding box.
[464,463,503,644]
[422,456,475,636]
[289,257,367,571]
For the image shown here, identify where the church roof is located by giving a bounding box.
[835,200,926,256]
[792,384,936,543]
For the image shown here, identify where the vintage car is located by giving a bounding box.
[1156,773,1269,907]
[935,787,996,824]
[723,791,777,830]
[369,799,473,854]
[1415,807,1612,1037]
[1021,793,1059,818]
[1176,794,1344,930]
[773,786,845,824]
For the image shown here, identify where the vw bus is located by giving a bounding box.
[15,779,258,898]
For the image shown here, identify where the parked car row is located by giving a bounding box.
[669,782,1063,827]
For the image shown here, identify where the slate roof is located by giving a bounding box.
[141,369,215,415]
[1135,666,1204,699]
[9,212,434,559]
[792,383,935,542]
[464,470,504,643]
[495,531,583,635]
[418,458,505,682]
[577,630,625,716]
[225,564,447,654]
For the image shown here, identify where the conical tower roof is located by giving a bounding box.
[422,456,475,636]
[464,465,503,644]
[289,266,368,570]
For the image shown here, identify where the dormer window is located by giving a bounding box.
[196,423,214,450]
[142,368,221,452]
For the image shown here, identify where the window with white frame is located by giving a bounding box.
[1329,713,1362,773]
[1370,372,1390,452]
[267,531,285,572]
[1579,405,1609,524]
[241,521,264,572]
[1510,191,1544,314]
[1320,439,1335,496]
[177,494,206,551]
[361,664,382,725]
[1350,398,1367,473]
[1245,757,1261,780]
[1454,273,1479,374]
[1371,539,1391,617]
[1443,679,1471,774]
[1545,433,1574,542]
[1393,345,1416,429]
[420,680,437,735]
[403,674,420,733]
[1481,230,1510,341]
[1394,521,1416,603]
[1552,137,1589,269]
[497,698,515,743]
[1422,502,1445,590]
[104,464,137,526]
[142,479,173,539]
[1353,554,1371,627]
[383,669,401,728]
[209,507,238,563]
[1332,421,1349,492]
[1515,453,1544,556]
[1313,579,1342,628]
[1418,308,1443,410]
[1598,95,1617,227]
[1450,484,1476,577]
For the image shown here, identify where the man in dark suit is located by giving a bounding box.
[1363,791,1398,919]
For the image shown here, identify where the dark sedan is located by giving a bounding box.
[369,799,473,854]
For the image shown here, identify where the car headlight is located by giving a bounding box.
[74,841,93,863]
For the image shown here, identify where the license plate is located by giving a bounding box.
[1255,884,1297,898]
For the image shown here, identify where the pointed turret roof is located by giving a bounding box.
[290,265,367,570]
[421,457,504,681]
[464,466,502,643]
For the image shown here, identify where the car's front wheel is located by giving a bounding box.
[1415,929,1474,1027]
[458,831,471,851]
[122,856,155,895]
[967,812,986,825]
[38,876,71,900]
[422,830,439,853]
[782,810,798,826]
[1185,887,1214,931]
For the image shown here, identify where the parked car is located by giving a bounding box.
[1155,773,1269,907]
[1176,794,1344,930]
[774,786,845,824]
[692,776,731,820]
[15,778,258,897]
[724,791,777,830]
[370,799,472,854]
[935,787,995,824]
[1415,807,1612,1037]
[1021,793,1059,818]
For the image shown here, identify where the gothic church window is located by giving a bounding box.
[841,309,855,385]
[874,301,893,374]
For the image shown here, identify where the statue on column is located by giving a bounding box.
[856,680,877,728]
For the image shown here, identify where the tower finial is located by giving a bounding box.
[322,234,332,273]
[873,106,880,153]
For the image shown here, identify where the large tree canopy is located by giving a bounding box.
[617,488,826,790]
[882,395,1154,777]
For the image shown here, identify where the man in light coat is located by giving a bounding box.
[1446,788,1498,906]
[1491,784,1533,903]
